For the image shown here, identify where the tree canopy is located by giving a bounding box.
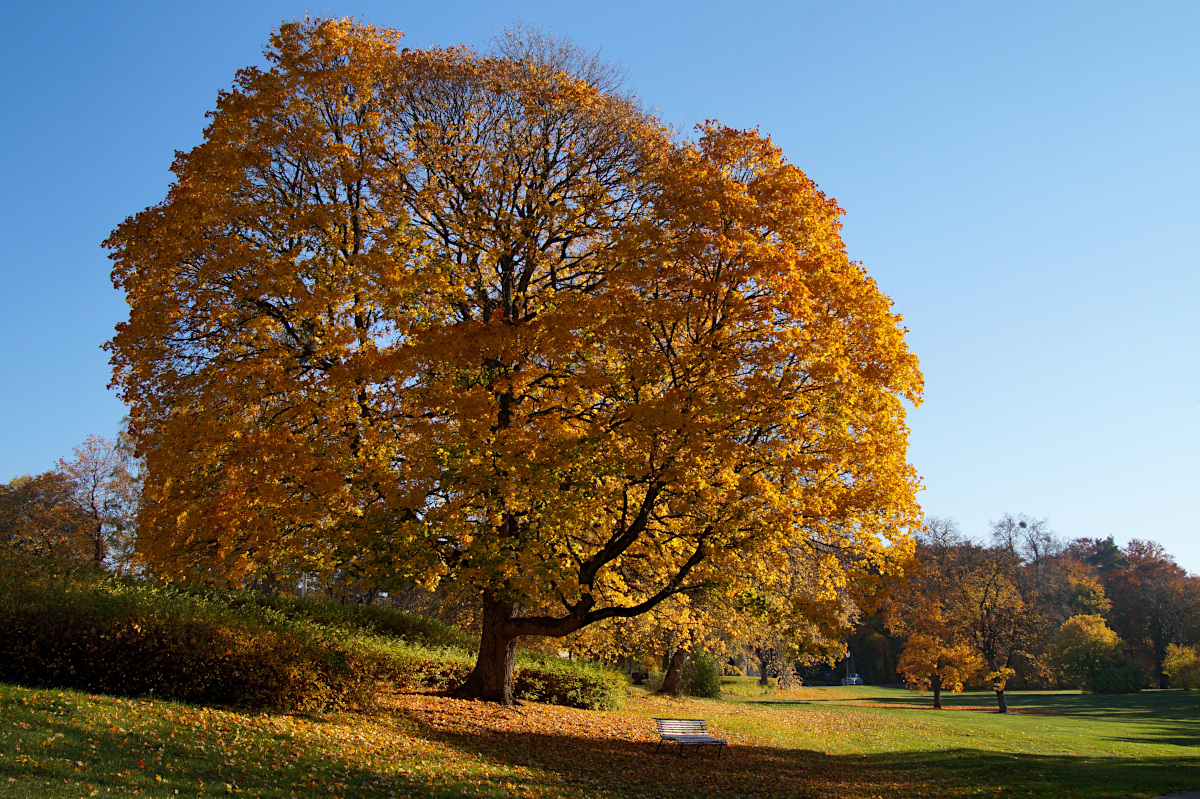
[1,436,136,570]
[106,18,923,702]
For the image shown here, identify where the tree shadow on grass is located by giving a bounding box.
[743,690,1200,749]
[1104,717,1200,748]
[1002,691,1198,715]
[867,747,1200,799]
[394,719,905,798]
[750,689,1200,716]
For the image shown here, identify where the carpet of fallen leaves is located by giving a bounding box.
[366,689,967,799]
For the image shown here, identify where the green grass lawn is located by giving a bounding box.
[681,681,1200,796]
[1,680,1197,798]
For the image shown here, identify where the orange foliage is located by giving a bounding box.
[106,19,922,700]
[0,471,92,562]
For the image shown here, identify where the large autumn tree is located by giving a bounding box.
[106,18,922,703]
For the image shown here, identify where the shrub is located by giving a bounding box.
[682,650,722,699]
[644,670,665,693]
[0,555,628,712]
[378,650,626,710]
[514,656,628,711]
[0,558,376,711]
[1091,661,1143,694]
[221,592,478,651]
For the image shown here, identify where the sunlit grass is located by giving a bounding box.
[2,681,1197,798]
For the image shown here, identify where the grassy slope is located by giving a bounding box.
[2,680,1197,799]
[0,558,628,712]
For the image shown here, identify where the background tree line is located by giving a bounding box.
[847,514,1200,708]
[0,433,410,605]
[1,435,139,571]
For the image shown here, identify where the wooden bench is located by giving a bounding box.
[653,718,726,757]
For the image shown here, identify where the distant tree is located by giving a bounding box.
[1162,644,1200,690]
[1057,557,1112,617]
[1051,614,1126,692]
[891,517,1048,713]
[954,544,1043,713]
[889,520,984,709]
[56,435,139,570]
[991,512,1060,590]
[1066,536,1130,575]
[738,541,868,689]
[847,612,902,685]
[1103,540,1198,687]
[876,524,1198,704]
[896,632,983,709]
[0,472,91,561]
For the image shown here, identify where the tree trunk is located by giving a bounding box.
[755,647,770,686]
[776,642,795,690]
[659,647,689,696]
[995,689,1008,714]
[453,593,519,705]
[932,674,942,709]
[93,521,105,569]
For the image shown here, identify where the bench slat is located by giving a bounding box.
[655,718,710,733]
[653,717,726,757]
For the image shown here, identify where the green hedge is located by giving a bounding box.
[0,559,377,712]
[514,653,628,711]
[216,592,478,651]
[375,651,627,711]
[683,650,723,699]
[1091,662,1143,694]
[0,557,627,712]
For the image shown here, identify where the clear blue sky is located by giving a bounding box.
[2,1,1197,570]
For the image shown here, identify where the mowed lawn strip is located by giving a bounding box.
[629,683,1200,798]
[2,681,1198,798]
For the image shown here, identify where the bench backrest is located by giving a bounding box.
[655,718,709,735]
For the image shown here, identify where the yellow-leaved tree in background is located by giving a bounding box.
[106,18,922,703]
